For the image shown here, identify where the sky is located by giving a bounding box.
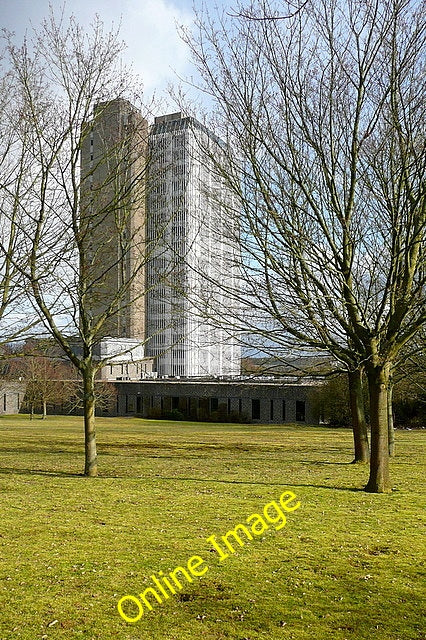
[0,0,234,108]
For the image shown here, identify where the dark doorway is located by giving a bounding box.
[296,400,306,422]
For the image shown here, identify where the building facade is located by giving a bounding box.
[80,99,148,340]
[113,379,319,424]
[80,105,241,378]
[94,338,155,381]
[146,113,241,377]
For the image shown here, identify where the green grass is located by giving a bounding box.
[0,415,424,640]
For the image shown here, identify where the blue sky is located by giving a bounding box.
[0,0,234,104]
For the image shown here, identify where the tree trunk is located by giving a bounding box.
[42,400,47,419]
[83,368,97,477]
[388,377,395,457]
[348,368,369,463]
[30,403,34,420]
[365,364,391,493]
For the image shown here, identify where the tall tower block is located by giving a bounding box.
[146,113,241,377]
[80,99,148,340]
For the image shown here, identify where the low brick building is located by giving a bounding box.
[113,379,320,424]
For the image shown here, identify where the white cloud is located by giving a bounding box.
[2,0,194,103]
[119,0,194,98]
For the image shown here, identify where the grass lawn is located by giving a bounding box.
[0,415,424,640]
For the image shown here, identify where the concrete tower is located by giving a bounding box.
[80,99,148,341]
[146,113,241,377]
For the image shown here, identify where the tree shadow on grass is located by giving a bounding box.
[301,460,355,466]
[146,475,365,492]
[0,446,79,454]
[0,468,365,490]
[0,466,82,478]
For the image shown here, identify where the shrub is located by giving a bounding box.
[164,408,185,421]
[311,374,369,427]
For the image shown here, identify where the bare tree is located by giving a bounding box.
[67,379,118,417]
[6,340,77,418]
[182,0,425,492]
[0,51,39,343]
[3,11,160,476]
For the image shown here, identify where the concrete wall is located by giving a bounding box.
[97,358,154,382]
[0,382,26,415]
